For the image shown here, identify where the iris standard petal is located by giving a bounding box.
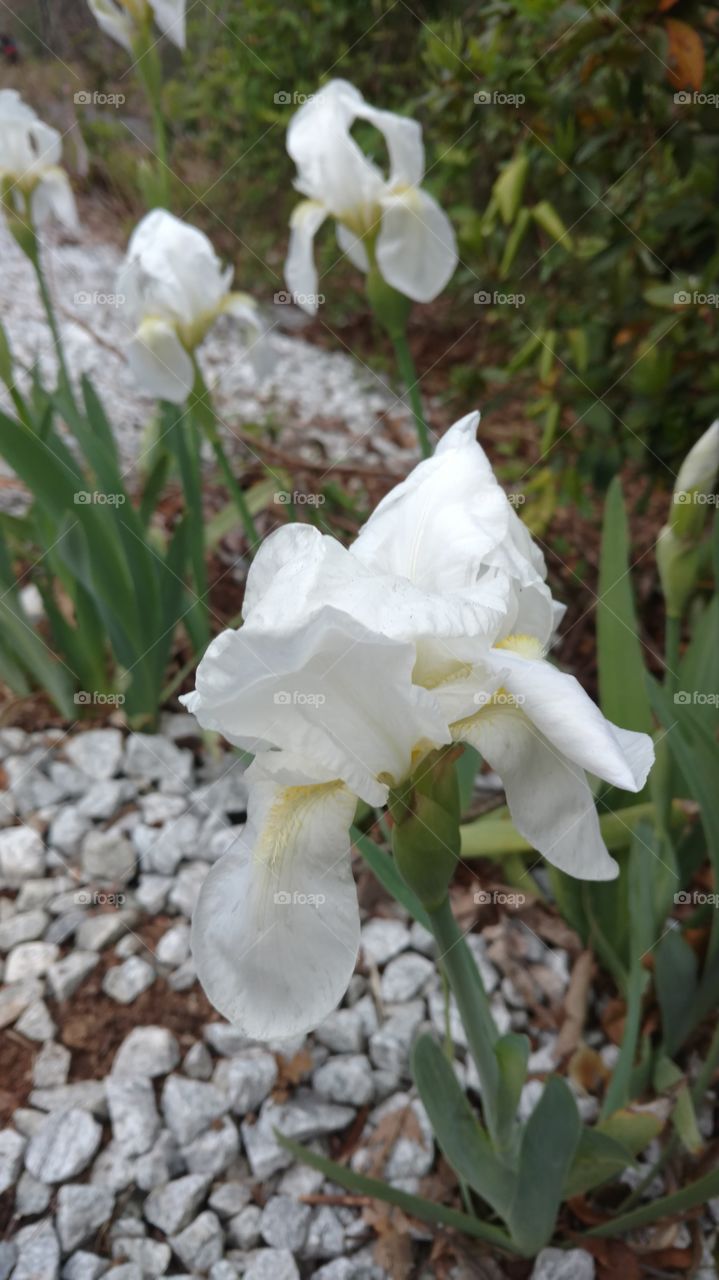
[191,755,360,1039]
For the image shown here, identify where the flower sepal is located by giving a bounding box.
[389,747,462,910]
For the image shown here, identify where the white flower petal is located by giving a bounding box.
[118,209,230,330]
[354,412,543,595]
[186,604,451,803]
[87,0,135,51]
[352,97,424,187]
[336,222,369,272]
[127,317,194,403]
[459,707,619,880]
[242,523,511,650]
[490,649,655,792]
[31,168,78,230]
[191,756,360,1039]
[285,200,327,313]
[376,186,457,303]
[151,0,186,49]
[287,81,383,222]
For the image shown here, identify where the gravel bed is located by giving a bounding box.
[1,721,716,1278]
[0,221,419,513]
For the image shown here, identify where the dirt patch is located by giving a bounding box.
[57,959,218,1082]
[0,1029,35,1126]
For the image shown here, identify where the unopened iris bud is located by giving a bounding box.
[658,422,719,617]
[390,748,462,910]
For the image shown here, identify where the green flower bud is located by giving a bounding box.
[390,748,462,910]
[656,524,701,620]
[670,420,719,543]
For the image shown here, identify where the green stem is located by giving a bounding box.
[29,237,76,409]
[190,363,259,550]
[134,31,171,208]
[167,405,209,645]
[600,963,648,1119]
[391,330,432,459]
[425,895,500,1146]
[664,614,681,694]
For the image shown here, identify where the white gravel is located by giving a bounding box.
[0,220,418,510]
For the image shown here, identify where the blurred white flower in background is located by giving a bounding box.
[117,208,264,403]
[0,90,78,230]
[87,0,186,52]
[284,79,458,315]
[183,412,653,1039]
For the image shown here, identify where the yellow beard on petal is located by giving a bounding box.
[495,633,545,659]
[255,780,345,873]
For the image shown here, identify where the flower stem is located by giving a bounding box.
[425,895,500,1145]
[27,232,76,409]
[190,363,260,551]
[664,614,681,693]
[391,330,432,459]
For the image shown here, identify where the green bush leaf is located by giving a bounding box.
[597,477,652,734]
